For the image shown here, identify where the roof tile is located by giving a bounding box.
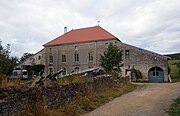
[44,26,117,46]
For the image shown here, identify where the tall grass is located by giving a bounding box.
[0,75,21,88]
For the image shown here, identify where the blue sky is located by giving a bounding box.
[0,0,180,57]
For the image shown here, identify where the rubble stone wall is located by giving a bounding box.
[0,76,129,116]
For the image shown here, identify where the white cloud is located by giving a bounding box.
[0,0,180,57]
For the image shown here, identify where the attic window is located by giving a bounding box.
[75,46,78,51]
[38,56,41,60]
[49,48,52,55]
[125,50,129,55]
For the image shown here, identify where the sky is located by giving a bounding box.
[0,0,180,58]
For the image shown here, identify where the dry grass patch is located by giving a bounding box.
[51,83,139,116]
[57,75,91,85]
[0,78,21,88]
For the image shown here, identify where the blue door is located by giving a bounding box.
[148,67,164,82]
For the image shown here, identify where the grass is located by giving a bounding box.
[50,83,140,116]
[168,60,180,79]
[167,96,180,116]
[0,74,33,88]
[0,78,21,88]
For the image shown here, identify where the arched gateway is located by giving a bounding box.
[148,67,164,82]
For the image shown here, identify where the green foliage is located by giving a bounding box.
[131,68,143,80]
[177,61,180,68]
[20,53,34,62]
[100,43,123,73]
[168,60,180,79]
[0,41,19,74]
[167,96,180,116]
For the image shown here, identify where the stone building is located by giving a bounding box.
[16,49,45,69]
[43,26,168,82]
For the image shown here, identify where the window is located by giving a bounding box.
[156,71,159,76]
[62,54,66,63]
[38,55,41,60]
[62,68,66,75]
[13,72,18,76]
[49,68,53,74]
[75,46,78,51]
[49,55,53,64]
[105,43,108,48]
[153,71,156,76]
[125,50,129,55]
[23,71,27,75]
[88,52,93,62]
[74,53,79,62]
[49,48,52,53]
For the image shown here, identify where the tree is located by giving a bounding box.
[100,43,123,73]
[0,41,18,74]
[20,53,34,62]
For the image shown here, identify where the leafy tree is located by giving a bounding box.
[0,41,18,74]
[20,53,33,62]
[100,43,123,73]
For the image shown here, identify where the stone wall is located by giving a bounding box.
[0,76,129,116]
[116,42,168,81]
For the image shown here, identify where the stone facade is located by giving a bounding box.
[44,38,168,82]
[117,42,168,81]
[44,39,116,76]
[16,48,45,69]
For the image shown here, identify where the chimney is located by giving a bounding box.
[64,26,67,33]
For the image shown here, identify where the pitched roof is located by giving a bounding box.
[44,26,117,46]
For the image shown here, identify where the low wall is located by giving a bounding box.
[0,76,129,116]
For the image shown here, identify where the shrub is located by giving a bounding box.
[131,69,143,80]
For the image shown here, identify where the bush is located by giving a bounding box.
[131,69,143,80]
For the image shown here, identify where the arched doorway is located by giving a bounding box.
[148,67,164,82]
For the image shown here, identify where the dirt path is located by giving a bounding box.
[85,82,180,116]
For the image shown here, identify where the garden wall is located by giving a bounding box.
[0,76,129,116]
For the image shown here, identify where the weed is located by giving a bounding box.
[167,96,180,116]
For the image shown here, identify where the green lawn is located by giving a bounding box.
[168,60,180,80]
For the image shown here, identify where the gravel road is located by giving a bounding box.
[85,82,180,116]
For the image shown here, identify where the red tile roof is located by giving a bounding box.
[44,26,117,46]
